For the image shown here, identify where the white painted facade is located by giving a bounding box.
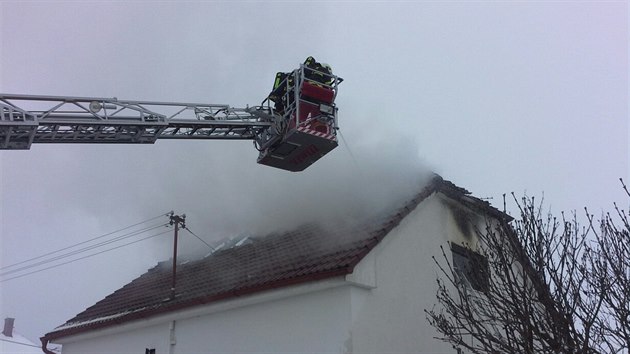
[54,193,483,354]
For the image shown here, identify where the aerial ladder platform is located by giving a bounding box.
[0,61,342,172]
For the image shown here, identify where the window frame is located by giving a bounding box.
[450,243,490,293]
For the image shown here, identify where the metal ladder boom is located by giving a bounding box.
[0,94,273,150]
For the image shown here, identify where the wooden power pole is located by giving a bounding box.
[169,213,186,299]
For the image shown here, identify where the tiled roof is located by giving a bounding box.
[45,175,506,340]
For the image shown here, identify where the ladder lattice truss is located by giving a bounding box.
[0,94,272,149]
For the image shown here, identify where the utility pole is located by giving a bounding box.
[169,213,186,300]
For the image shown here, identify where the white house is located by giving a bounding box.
[42,175,508,354]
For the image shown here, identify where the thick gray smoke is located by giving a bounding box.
[242,135,431,233]
[167,130,432,258]
[2,119,431,264]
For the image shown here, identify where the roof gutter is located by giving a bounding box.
[40,336,56,354]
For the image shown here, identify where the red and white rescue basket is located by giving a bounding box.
[258,80,338,172]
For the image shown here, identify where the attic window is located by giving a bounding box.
[451,243,489,293]
[145,349,156,354]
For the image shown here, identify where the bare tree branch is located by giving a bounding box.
[426,187,630,354]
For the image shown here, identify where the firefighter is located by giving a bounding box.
[320,63,333,85]
[304,56,333,86]
[269,72,292,114]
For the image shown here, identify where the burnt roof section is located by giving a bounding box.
[45,175,508,340]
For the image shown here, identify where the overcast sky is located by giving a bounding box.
[0,0,627,343]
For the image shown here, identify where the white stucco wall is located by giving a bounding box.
[58,280,355,354]
[56,192,485,354]
[59,322,172,354]
[175,285,353,353]
[347,193,478,354]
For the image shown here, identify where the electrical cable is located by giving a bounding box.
[0,228,173,283]
[338,129,358,166]
[0,223,168,277]
[0,211,172,271]
[183,226,215,251]
[0,338,45,349]
[1,221,168,274]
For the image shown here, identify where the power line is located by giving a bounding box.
[183,226,215,251]
[0,222,167,276]
[0,228,173,283]
[0,337,43,349]
[1,211,172,271]
[0,222,168,277]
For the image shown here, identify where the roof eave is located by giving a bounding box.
[44,266,351,341]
